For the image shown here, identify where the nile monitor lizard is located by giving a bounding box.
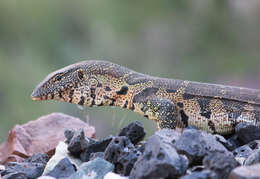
[31,60,260,134]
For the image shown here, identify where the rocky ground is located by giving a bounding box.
[0,113,260,179]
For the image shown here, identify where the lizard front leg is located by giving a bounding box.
[139,97,178,130]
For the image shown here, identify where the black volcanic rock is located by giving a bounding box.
[235,123,260,144]
[203,152,239,179]
[104,136,140,176]
[130,132,188,179]
[118,121,146,145]
[80,136,113,162]
[174,129,230,165]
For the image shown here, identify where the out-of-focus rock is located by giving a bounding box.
[0,113,95,164]
[180,170,217,179]
[130,132,188,179]
[104,136,140,176]
[244,149,260,166]
[229,164,260,179]
[43,142,82,175]
[2,153,48,179]
[68,157,114,179]
[203,152,239,179]
[235,123,260,144]
[2,172,28,179]
[45,158,76,178]
[174,129,230,165]
[104,172,129,179]
[118,121,146,145]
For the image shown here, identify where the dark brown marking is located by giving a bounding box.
[105,86,111,91]
[166,89,177,93]
[97,83,102,87]
[177,102,184,108]
[78,96,85,105]
[197,98,211,119]
[123,100,128,108]
[208,120,216,133]
[50,93,54,99]
[131,104,135,111]
[133,87,159,103]
[201,111,212,119]
[59,92,62,99]
[69,90,74,103]
[182,93,195,100]
[144,115,148,118]
[90,88,96,99]
[116,86,128,95]
[77,70,84,80]
[180,110,188,127]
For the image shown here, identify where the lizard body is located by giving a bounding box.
[31,60,260,134]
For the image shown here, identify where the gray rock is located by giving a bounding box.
[215,134,235,151]
[229,164,260,179]
[118,121,146,145]
[180,170,217,179]
[67,129,85,155]
[46,158,76,178]
[80,136,113,162]
[104,136,140,176]
[2,172,28,179]
[203,152,239,179]
[3,162,45,179]
[64,129,75,144]
[235,123,260,144]
[130,133,189,179]
[155,128,181,145]
[244,149,260,166]
[174,129,230,164]
[68,157,114,179]
[24,153,49,165]
[2,153,48,179]
[43,142,82,175]
[233,144,253,165]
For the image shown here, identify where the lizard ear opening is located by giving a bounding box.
[77,69,85,80]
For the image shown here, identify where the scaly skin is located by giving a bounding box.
[31,60,260,134]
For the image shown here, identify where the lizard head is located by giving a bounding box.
[31,61,91,104]
[31,60,131,107]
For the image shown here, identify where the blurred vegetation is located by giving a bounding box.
[0,0,260,142]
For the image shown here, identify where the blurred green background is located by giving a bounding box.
[0,0,260,142]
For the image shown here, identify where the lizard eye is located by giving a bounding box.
[56,75,62,81]
[77,70,84,80]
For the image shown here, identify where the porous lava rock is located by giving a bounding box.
[104,136,141,176]
[174,128,230,165]
[118,121,146,145]
[203,152,239,179]
[130,131,189,179]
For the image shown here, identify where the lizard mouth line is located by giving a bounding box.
[31,96,42,101]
